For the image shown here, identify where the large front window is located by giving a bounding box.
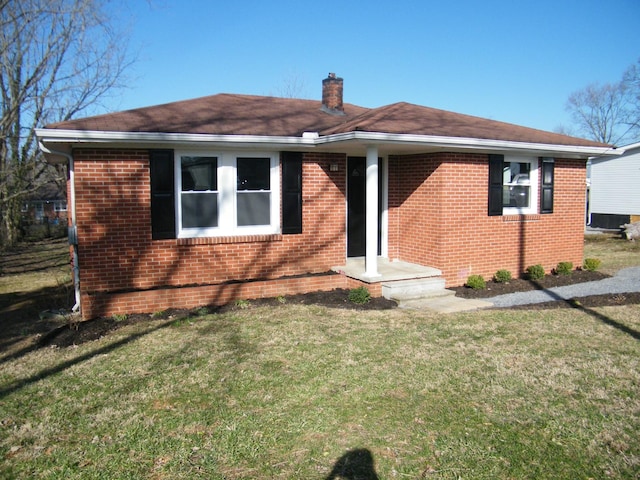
[176,152,279,237]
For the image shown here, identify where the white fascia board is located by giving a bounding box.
[35,128,621,158]
[35,129,316,148]
[317,131,621,157]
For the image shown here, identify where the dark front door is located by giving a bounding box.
[347,157,382,257]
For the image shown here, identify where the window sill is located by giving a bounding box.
[176,234,283,246]
[502,214,542,222]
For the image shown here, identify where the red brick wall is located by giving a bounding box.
[71,148,587,318]
[72,149,348,319]
[388,153,587,286]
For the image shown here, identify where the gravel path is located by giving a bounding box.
[488,266,640,308]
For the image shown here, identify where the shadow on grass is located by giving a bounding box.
[531,281,640,341]
[0,318,175,399]
[325,449,380,480]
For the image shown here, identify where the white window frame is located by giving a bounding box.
[54,201,67,212]
[502,155,539,215]
[175,151,280,238]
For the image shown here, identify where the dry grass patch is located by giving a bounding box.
[2,303,639,479]
[584,233,640,274]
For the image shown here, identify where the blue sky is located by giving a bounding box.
[110,0,640,136]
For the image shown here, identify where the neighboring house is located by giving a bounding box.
[22,182,68,224]
[588,141,640,229]
[36,74,616,320]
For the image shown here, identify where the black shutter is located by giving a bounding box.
[488,154,504,216]
[149,149,176,239]
[541,157,554,214]
[281,152,303,234]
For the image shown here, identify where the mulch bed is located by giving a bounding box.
[38,290,397,349]
[451,270,611,298]
[452,269,640,309]
[34,274,640,349]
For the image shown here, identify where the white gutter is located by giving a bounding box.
[35,129,317,148]
[38,142,81,313]
[316,131,621,157]
[35,128,620,158]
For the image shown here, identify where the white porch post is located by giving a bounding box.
[364,145,381,278]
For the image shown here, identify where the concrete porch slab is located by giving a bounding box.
[331,257,442,283]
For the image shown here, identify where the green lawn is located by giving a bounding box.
[1,234,639,479]
[1,303,639,479]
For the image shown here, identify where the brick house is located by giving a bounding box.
[36,74,616,319]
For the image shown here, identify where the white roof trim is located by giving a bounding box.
[317,131,619,157]
[35,128,317,147]
[35,128,620,157]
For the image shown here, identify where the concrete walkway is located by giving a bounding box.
[402,266,640,313]
[400,295,494,313]
[488,266,640,308]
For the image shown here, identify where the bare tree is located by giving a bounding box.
[564,60,640,146]
[273,70,309,99]
[623,59,640,133]
[0,0,133,246]
[565,81,631,145]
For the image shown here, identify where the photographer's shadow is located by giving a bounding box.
[325,448,380,480]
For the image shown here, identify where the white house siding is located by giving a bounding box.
[589,145,640,227]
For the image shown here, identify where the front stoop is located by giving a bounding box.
[333,258,493,313]
[382,278,493,313]
[382,277,448,301]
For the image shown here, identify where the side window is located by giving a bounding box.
[503,161,532,209]
[488,154,548,216]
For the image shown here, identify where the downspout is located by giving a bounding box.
[38,142,81,313]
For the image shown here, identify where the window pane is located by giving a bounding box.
[503,162,530,185]
[503,162,531,208]
[503,185,529,207]
[182,192,218,228]
[237,158,270,190]
[182,157,217,191]
[237,192,270,226]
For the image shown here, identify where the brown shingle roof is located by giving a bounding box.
[46,94,369,137]
[321,102,608,148]
[45,94,610,148]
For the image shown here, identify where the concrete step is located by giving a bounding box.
[400,295,494,313]
[382,277,450,302]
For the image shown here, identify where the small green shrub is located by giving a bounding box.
[525,264,545,281]
[555,261,573,275]
[348,286,371,304]
[112,313,128,322]
[583,258,602,272]
[234,299,251,309]
[466,274,486,290]
[493,269,512,283]
[276,295,287,304]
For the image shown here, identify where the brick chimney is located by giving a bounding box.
[321,73,344,115]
